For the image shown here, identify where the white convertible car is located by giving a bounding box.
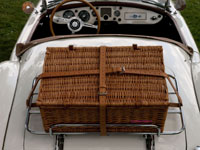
[0,0,200,150]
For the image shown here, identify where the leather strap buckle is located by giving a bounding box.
[98,92,107,96]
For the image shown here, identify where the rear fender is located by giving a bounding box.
[0,61,20,149]
[192,52,200,111]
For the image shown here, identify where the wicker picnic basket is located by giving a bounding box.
[33,45,181,135]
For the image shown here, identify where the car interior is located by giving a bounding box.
[31,3,183,43]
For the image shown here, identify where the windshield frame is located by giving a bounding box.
[43,0,169,11]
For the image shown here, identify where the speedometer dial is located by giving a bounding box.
[63,10,75,19]
[78,10,90,22]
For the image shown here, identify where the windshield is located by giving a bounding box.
[45,0,168,9]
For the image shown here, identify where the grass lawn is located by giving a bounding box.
[0,0,38,62]
[0,0,199,62]
[181,0,200,50]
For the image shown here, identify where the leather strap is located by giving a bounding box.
[38,69,167,79]
[39,70,99,79]
[166,76,183,106]
[99,46,107,136]
[107,68,167,78]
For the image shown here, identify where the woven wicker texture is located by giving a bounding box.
[37,46,169,134]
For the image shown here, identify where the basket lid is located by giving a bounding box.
[36,45,168,107]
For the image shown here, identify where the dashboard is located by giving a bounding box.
[53,6,163,25]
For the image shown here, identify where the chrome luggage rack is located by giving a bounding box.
[25,75,185,150]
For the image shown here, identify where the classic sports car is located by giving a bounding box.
[1,0,200,150]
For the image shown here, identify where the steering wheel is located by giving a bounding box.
[49,0,101,36]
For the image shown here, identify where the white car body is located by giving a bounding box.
[0,0,200,150]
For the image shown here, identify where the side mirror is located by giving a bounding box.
[175,0,186,11]
[22,1,35,14]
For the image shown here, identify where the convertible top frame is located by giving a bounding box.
[16,34,193,57]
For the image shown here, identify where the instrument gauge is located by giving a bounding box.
[63,10,75,19]
[92,11,96,17]
[78,10,90,22]
[114,10,120,17]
